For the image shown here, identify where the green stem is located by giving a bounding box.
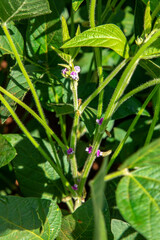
[101,0,111,23]
[109,85,160,172]
[79,29,160,196]
[90,0,104,118]
[0,87,66,151]
[104,168,128,181]
[69,81,79,180]
[2,23,44,123]
[145,86,160,145]
[116,78,160,110]
[107,0,126,23]
[0,93,76,196]
[90,0,96,28]
[2,23,60,159]
[152,1,160,20]
[79,58,128,114]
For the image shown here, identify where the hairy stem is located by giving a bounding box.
[145,86,160,145]
[0,86,66,151]
[79,29,160,196]
[109,85,160,172]
[0,93,76,196]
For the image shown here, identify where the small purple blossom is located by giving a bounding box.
[97,149,103,157]
[96,117,104,125]
[67,148,74,155]
[85,146,93,154]
[70,71,79,80]
[72,184,78,191]
[61,68,68,76]
[74,66,81,73]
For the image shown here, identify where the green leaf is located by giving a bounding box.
[4,134,69,199]
[144,1,152,36]
[0,0,51,23]
[62,24,129,58]
[116,166,160,240]
[49,103,74,116]
[72,0,85,11]
[51,46,72,64]
[81,106,97,136]
[0,23,24,58]
[0,64,40,123]
[111,219,145,240]
[90,160,113,240]
[119,138,160,170]
[62,16,70,45]
[0,134,16,168]
[0,195,61,239]
[57,199,110,240]
[26,0,62,65]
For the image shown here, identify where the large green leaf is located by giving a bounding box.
[0,195,61,239]
[4,134,69,199]
[72,0,85,11]
[116,166,160,240]
[0,0,51,22]
[26,0,62,65]
[119,137,160,169]
[0,64,41,123]
[90,160,113,240]
[0,23,24,58]
[0,134,16,168]
[57,199,110,240]
[62,24,129,58]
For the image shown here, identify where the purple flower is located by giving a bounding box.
[61,68,68,76]
[85,146,93,154]
[74,66,81,73]
[67,148,74,155]
[70,71,79,80]
[96,117,104,125]
[72,184,78,191]
[97,149,103,157]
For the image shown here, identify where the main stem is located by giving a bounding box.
[70,80,79,180]
[78,29,160,196]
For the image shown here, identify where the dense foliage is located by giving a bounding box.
[0,0,160,239]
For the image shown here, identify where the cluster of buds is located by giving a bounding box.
[61,65,81,81]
